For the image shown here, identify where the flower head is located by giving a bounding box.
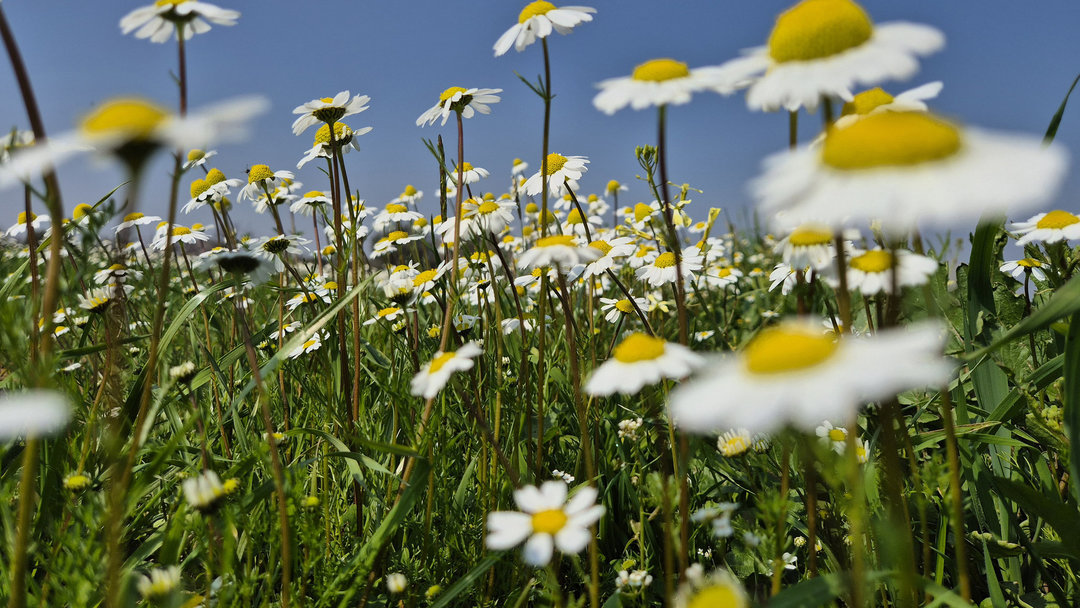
[486,481,604,566]
[410,342,483,399]
[291,90,371,135]
[493,2,596,56]
[120,0,239,43]
[585,333,705,396]
[593,58,735,114]
[417,87,502,127]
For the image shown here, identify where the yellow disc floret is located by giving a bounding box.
[743,325,839,375]
[80,98,169,140]
[428,351,457,373]
[768,0,873,63]
[788,225,833,246]
[614,298,635,314]
[386,203,409,214]
[72,204,93,221]
[589,240,612,255]
[530,508,568,534]
[519,1,557,23]
[613,333,667,363]
[1036,210,1080,230]
[545,153,569,175]
[841,87,894,116]
[439,86,468,103]
[205,168,226,185]
[686,583,746,608]
[247,164,274,184]
[632,58,690,82]
[536,234,576,248]
[822,112,962,170]
[654,252,676,268]
[849,250,893,273]
[190,178,210,199]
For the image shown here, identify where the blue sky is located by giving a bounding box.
[2,0,1079,240]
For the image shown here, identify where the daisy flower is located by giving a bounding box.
[150,224,209,251]
[417,86,502,127]
[291,90,370,135]
[0,390,71,440]
[392,184,423,205]
[289,332,325,359]
[714,0,944,112]
[371,230,422,258]
[448,161,490,185]
[373,203,424,231]
[410,342,483,399]
[183,148,216,170]
[753,112,1068,232]
[815,420,848,452]
[581,236,634,278]
[493,1,596,56]
[411,262,452,295]
[363,306,407,326]
[256,234,309,272]
[584,332,704,396]
[239,164,295,203]
[486,481,604,566]
[512,158,530,176]
[717,429,753,457]
[834,81,943,128]
[773,224,839,270]
[703,265,743,290]
[669,320,953,435]
[593,58,734,114]
[137,566,181,600]
[120,0,239,43]
[673,568,749,608]
[523,153,588,197]
[832,248,938,295]
[517,235,600,269]
[0,96,266,189]
[600,296,649,324]
[1000,258,1046,282]
[184,168,240,213]
[182,470,226,512]
[1011,210,1080,245]
[296,121,371,169]
[289,190,331,216]
[636,246,704,287]
[5,211,49,238]
[463,195,517,237]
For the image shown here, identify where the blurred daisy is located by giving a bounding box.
[594,58,734,114]
[291,90,370,135]
[392,184,423,205]
[182,470,226,512]
[371,230,423,258]
[517,235,600,269]
[834,81,942,128]
[0,96,266,188]
[815,420,847,452]
[417,86,502,127]
[183,148,215,170]
[289,332,325,359]
[289,190,331,216]
[773,224,838,270]
[1011,210,1080,245]
[137,566,181,600]
[754,112,1068,232]
[0,390,71,440]
[5,211,49,238]
[493,1,596,56]
[600,296,649,324]
[1000,258,1046,282]
[364,306,407,326]
[585,332,704,396]
[523,153,588,197]
[673,568,749,608]
[410,342,483,399]
[373,203,423,231]
[717,429,752,457]
[833,248,937,294]
[486,481,604,566]
[150,224,209,251]
[636,246,704,287]
[715,0,943,112]
[670,320,953,434]
[120,0,239,43]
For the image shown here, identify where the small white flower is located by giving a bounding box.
[0,390,71,440]
[585,333,704,396]
[486,481,604,566]
[410,342,483,399]
[417,86,502,128]
[493,2,595,56]
[385,573,408,594]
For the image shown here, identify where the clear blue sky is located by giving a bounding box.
[2,0,1079,239]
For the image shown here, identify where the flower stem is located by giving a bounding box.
[8,437,39,608]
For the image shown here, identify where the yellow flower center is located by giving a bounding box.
[378,307,401,318]
[428,351,457,373]
[530,508,568,534]
[526,202,540,213]
[635,246,654,258]
[519,0,557,23]
[387,230,409,241]
[613,333,667,363]
[828,428,847,441]
[205,168,226,185]
[190,178,210,198]
[1017,258,1042,268]
[123,212,144,222]
[589,240,612,255]
[743,326,839,375]
[155,0,188,6]
[714,267,733,277]
[248,164,274,184]
[302,339,318,350]
[186,149,204,161]
[536,234,576,248]
[615,298,635,314]
[320,97,335,103]
[16,212,32,224]
[386,203,409,214]
[1036,210,1080,230]
[566,208,584,225]
[439,86,468,103]
[849,250,893,273]
[415,217,428,228]
[822,113,962,170]
[631,58,690,82]
[414,270,438,286]
[314,122,351,146]
[72,204,92,220]
[634,202,653,223]
[324,281,338,290]
[606,180,621,193]
[686,583,746,608]
[721,436,751,457]
[841,87,894,116]
[172,226,191,236]
[788,225,833,246]
[478,201,500,215]
[654,252,676,268]
[768,0,873,63]
[80,98,168,139]
[403,184,418,196]
[545,153,569,174]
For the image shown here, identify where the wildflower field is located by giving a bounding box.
[4,1,1080,606]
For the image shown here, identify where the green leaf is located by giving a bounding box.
[966,272,1080,361]
[1063,311,1080,503]
[427,552,501,608]
[354,459,431,580]
[1045,72,1080,143]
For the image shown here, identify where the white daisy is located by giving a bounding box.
[0,390,71,440]
[255,234,309,272]
[462,196,517,237]
[669,320,953,435]
[5,211,49,238]
[593,58,735,114]
[1011,210,1080,245]
[291,90,370,135]
[517,235,600,269]
[289,190,331,216]
[493,1,596,56]
[289,332,325,359]
[753,112,1068,232]
[296,121,371,169]
[833,81,943,128]
[523,153,588,197]
[183,168,240,214]
[584,332,704,396]
[773,224,839,270]
[417,86,502,127]
[673,569,750,608]
[181,470,226,512]
[410,342,483,399]
[599,296,649,324]
[363,306,407,326]
[373,203,424,231]
[714,0,944,112]
[137,566,181,600]
[120,0,239,43]
[392,184,423,205]
[581,236,634,278]
[636,246,704,287]
[486,481,604,567]
[448,161,490,185]
[832,248,938,295]
[150,224,210,251]
[183,148,215,170]
[1000,258,1046,282]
